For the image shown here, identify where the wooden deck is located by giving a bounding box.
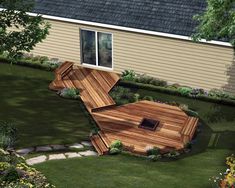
[50,63,198,155]
[92,100,198,154]
[50,65,120,112]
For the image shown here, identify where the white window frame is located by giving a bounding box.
[80,29,113,70]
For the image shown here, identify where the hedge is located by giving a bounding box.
[0,55,57,71]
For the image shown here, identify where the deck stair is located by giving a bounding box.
[90,133,109,156]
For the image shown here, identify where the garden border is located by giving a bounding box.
[119,80,235,106]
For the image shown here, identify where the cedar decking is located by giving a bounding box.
[50,64,119,112]
[92,100,198,154]
[50,62,198,155]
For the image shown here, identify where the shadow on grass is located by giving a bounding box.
[0,66,92,148]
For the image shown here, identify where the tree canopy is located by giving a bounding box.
[0,0,50,62]
[192,0,235,47]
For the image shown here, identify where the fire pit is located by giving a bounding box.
[138,118,160,131]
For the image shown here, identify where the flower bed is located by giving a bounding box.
[0,53,62,71]
[120,70,235,106]
[0,149,55,188]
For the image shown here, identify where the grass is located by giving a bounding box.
[0,63,92,148]
[35,150,230,188]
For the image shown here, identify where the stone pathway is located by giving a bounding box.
[14,141,99,166]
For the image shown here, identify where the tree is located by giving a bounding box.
[0,0,50,63]
[192,0,235,47]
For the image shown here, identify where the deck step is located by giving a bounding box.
[90,134,109,156]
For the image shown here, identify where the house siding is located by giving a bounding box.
[32,20,235,94]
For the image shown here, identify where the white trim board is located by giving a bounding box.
[0,8,232,47]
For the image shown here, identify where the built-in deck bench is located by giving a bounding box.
[55,61,74,81]
[181,117,198,144]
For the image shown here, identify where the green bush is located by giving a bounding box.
[143,96,154,101]
[164,150,180,159]
[121,70,136,81]
[208,88,230,98]
[109,140,123,155]
[109,148,122,155]
[178,87,193,96]
[58,88,80,99]
[147,154,162,162]
[110,86,136,105]
[110,140,123,150]
[0,122,17,150]
[146,147,160,156]
[0,53,61,71]
[149,78,167,87]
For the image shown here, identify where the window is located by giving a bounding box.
[81,29,112,69]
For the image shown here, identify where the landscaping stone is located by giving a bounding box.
[81,141,92,147]
[79,150,98,156]
[16,147,34,155]
[49,154,66,160]
[36,146,52,152]
[26,155,47,165]
[51,144,66,150]
[69,143,84,149]
[65,152,82,158]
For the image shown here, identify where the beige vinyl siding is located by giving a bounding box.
[32,20,235,94]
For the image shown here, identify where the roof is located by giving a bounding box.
[33,0,207,37]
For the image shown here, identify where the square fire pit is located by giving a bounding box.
[138,118,160,131]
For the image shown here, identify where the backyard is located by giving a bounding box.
[0,62,234,187]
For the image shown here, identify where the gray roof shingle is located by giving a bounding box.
[33,0,207,36]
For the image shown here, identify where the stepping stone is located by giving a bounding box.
[79,150,98,156]
[26,155,47,165]
[69,143,84,149]
[81,141,92,147]
[16,147,34,155]
[49,154,66,160]
[65,152,82,158]
[51,145,66,150]
[36,146,52,152]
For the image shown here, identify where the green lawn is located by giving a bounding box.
[36,150,230,188]
[35,85,235,188]
[0,63,92,148]
[1,63,234,187]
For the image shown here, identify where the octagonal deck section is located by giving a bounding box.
[92,100,198,154]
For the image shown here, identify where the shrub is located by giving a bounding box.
[109,140,123,155]
[58,88,80,99]
[110,86,136,105]
[210,154,235,188]
[135,74,154,84]
[209,88,230,98]
[110,140,123,150]
[164,150,180,159]
[109,148,122,155]
[178,87,193,96]
[189,88,205,98]
[146,146,160,156]
[147,154,162,162]
[0,122,17,150]
[121,70,136,81]
[149,78,167,87]
[143,95,154,101]
[0,149,55,188]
